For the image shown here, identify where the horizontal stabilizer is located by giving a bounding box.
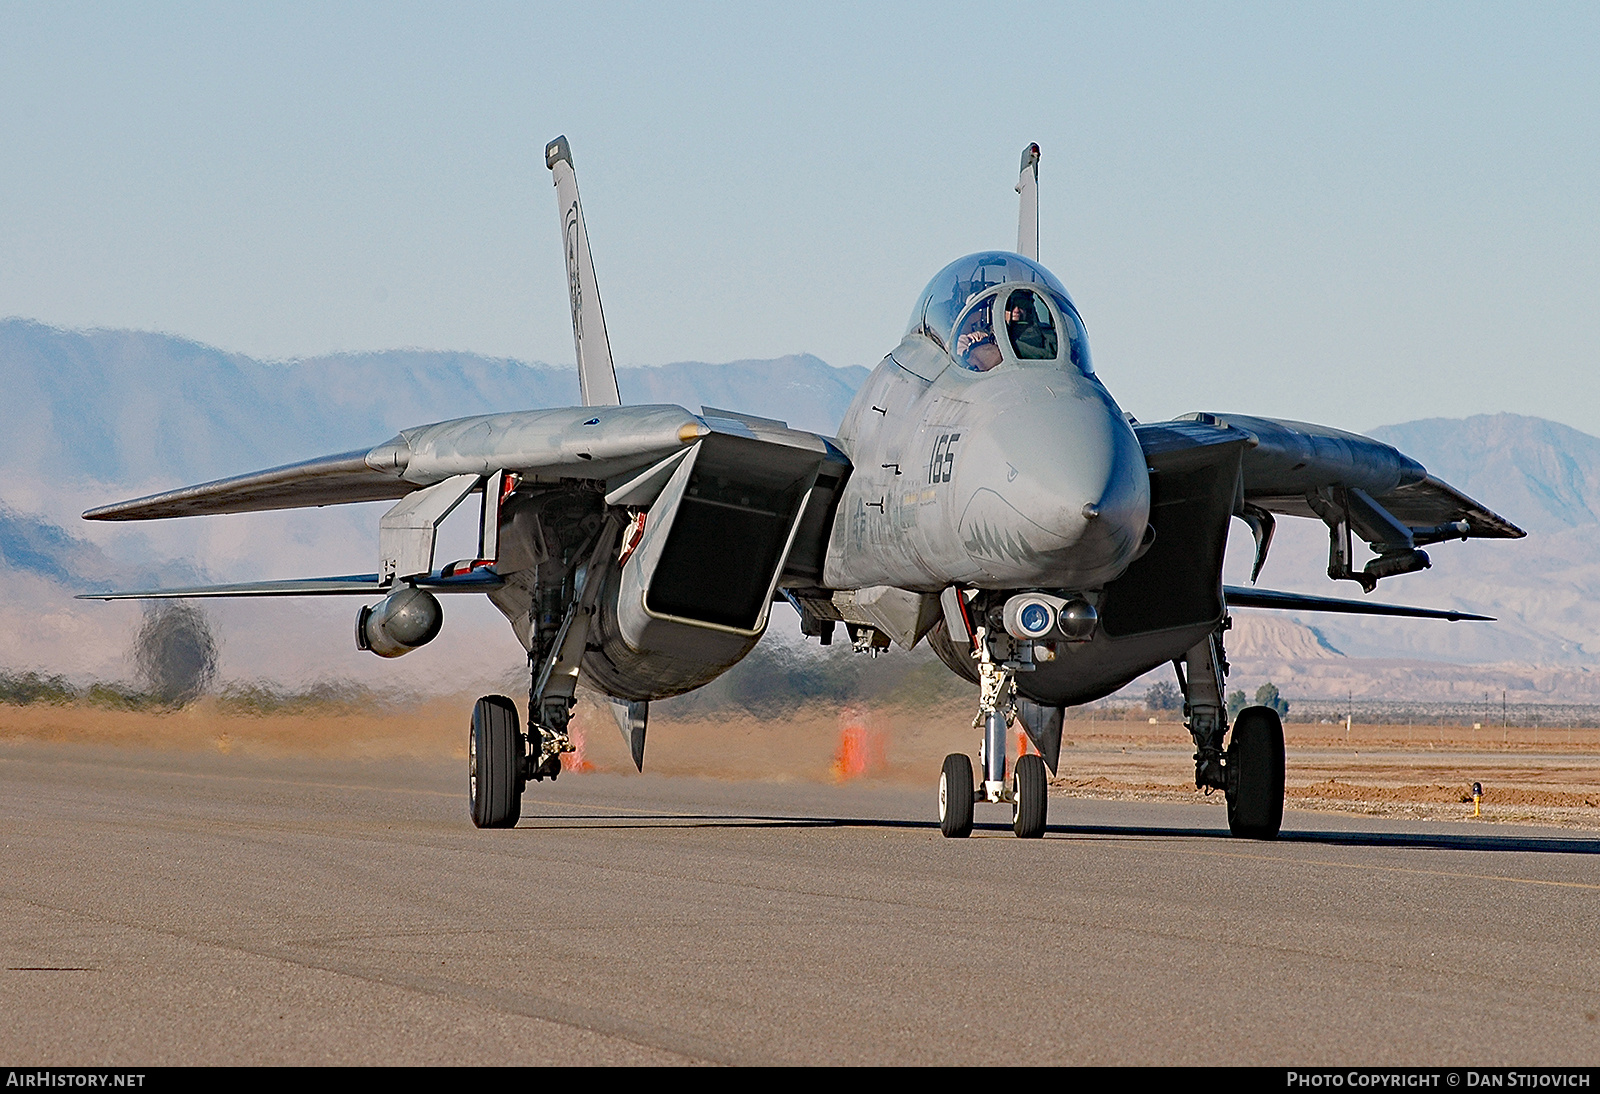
[77,569,504,600]
[1223,585,1491,622]
[84,449,411,521]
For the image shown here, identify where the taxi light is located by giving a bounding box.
[1002,593,1097,643]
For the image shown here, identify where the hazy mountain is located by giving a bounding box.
[0,319,868,487]
[1370,414,1600,536]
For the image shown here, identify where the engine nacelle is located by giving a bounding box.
[356,587,443,658]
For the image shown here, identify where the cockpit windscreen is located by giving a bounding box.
[907,252,1092,375]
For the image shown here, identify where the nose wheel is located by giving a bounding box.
[936,623,1049,839]
[939,753,974,837]
[1012,753,1047,838]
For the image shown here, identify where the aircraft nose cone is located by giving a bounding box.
[955,379,1149,588]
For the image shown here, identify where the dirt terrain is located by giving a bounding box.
[1,694,1596,828]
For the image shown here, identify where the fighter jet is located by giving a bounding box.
[82,138,1523,841]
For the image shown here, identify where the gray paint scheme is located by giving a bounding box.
[823,346,1149,593]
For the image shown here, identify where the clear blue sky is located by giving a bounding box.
[2,2,1596,435]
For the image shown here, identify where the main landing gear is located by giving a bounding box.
[938,622,1048,839]
[467,692,570,830]
[469,695,524,828]
[1179,626,1286,840]
[468,512,622,829]
[1226,705,1285,839]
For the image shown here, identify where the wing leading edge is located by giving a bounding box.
[83,405,713,523]
[83,449,412,522]
[76,569,506,601]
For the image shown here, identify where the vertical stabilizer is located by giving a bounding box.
[546,136,622,407]
[1015,142,1040,261]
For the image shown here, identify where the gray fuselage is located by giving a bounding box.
[825,336,1149,598]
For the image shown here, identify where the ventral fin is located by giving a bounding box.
[609,697,648,771]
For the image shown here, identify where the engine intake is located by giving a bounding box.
[356,586,443,658]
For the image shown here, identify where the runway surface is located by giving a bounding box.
[2,740,1597,1065]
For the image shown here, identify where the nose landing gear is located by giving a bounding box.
[939,752,974,838]
[1011,753,1048,838]
[937,623,1049,839]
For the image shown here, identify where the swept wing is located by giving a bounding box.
[82,405,846,596]
[1136,414,1523,591]
[84,405,706,524]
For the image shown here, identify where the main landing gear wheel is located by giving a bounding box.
[470,695,523,829]
[1011,753,1048,838]
[1226,705,1285,840]
[939,753,974,838]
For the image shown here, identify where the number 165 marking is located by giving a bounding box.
[928,432,959,484]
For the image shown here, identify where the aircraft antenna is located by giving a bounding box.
[546,136,623,407]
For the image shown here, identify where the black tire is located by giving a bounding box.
[939,753,974,838]
[470,695,523,829]
[1012,753,1048,838]
[1226,705,1285,839]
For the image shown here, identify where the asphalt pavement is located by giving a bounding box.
[2,741,1597,1065]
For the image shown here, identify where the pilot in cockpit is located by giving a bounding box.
[1004,288,1058,361]
[954,298,1002,371]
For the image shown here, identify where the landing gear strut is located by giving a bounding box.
[1177,623,1285,840]
[938,616,1048,839]
[523,515,623,785]
[467,504,621,827]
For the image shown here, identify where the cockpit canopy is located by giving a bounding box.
[906,251,1093,376]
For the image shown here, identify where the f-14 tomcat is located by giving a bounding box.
[83,138,1523,840]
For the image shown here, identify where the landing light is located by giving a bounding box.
[1019,602,1051,635]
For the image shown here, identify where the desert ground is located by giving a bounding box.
[2,694,1595,829]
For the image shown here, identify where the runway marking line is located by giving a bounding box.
[1123,842,1600,894]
